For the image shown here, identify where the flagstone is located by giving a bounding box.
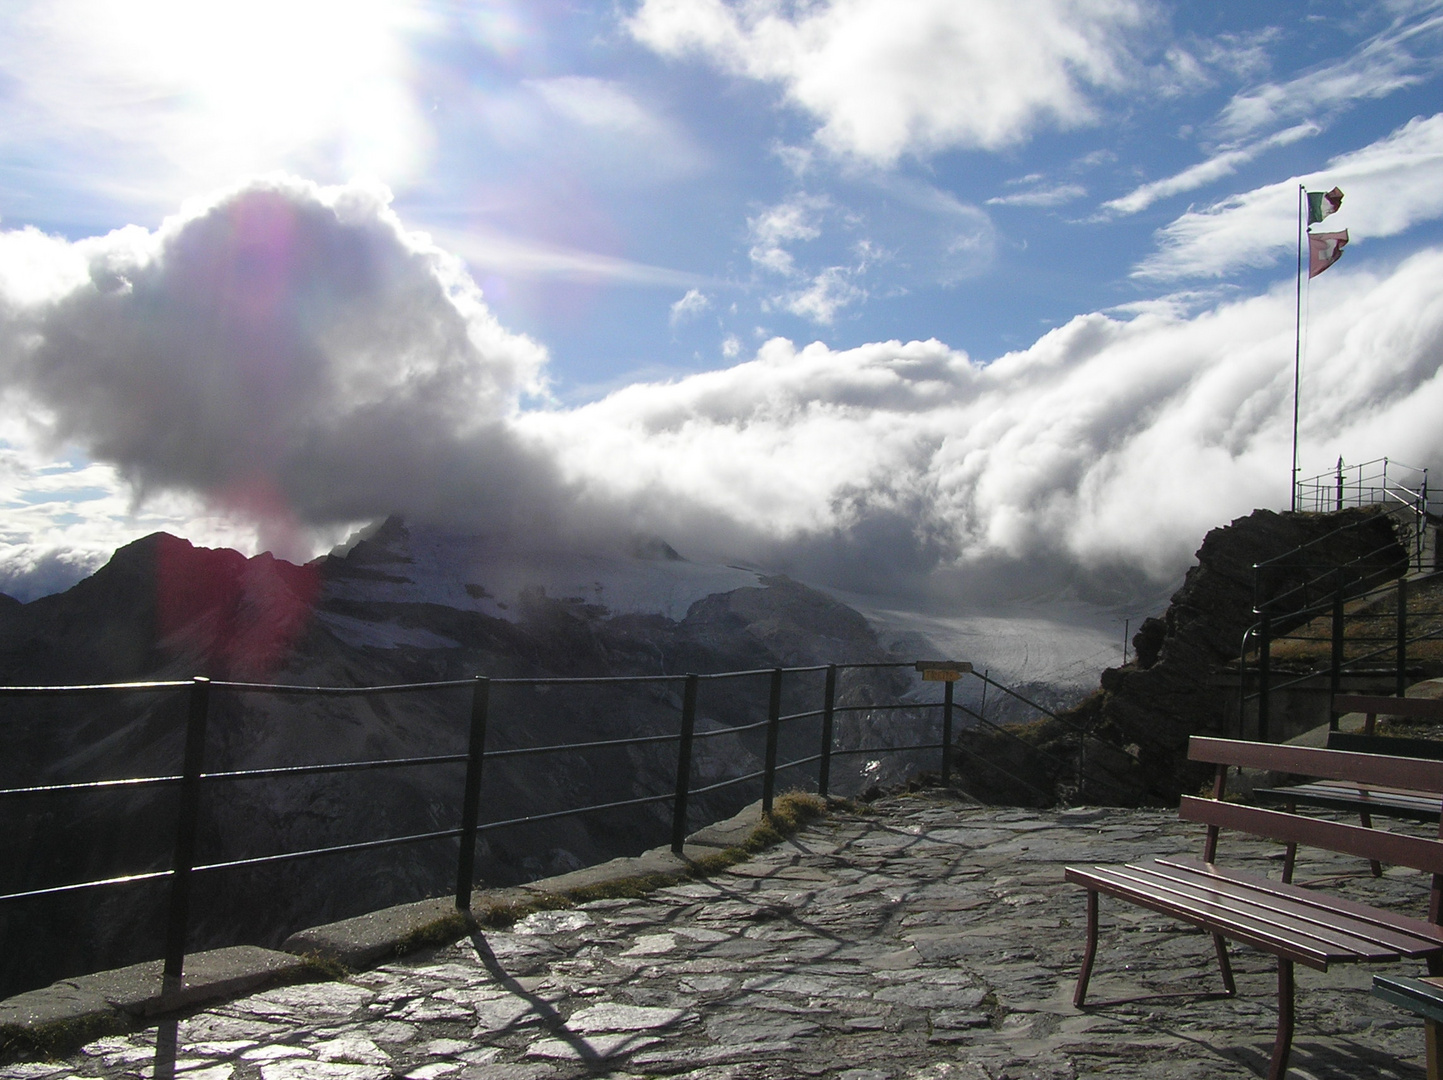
[16,792,1440,1080]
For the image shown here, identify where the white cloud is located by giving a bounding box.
[521,246,1443,600]
[1102,122,1318,216]
[628,0,1151,164]
[987,183,1087,208]
[528,76,663,136]
[0,430,334,599]
[1099,7,1443,220]
[784,267,866,324]
[670,288,712,324]
[748,194,828,275]
[8,184,1443,610]
[721,334,742,358]
[746,184,992,322]
[493,76,704,182]
[1217,8,1443,139]
[0,175,569,565]
[1137,113,1443,280]
[433,227,706,288]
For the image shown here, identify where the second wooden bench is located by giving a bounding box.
[1066,737,1443,1080]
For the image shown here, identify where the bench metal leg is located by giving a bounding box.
[1428,1019,1441,1080]
[1212,933,1236,996]
[1358,808,1384,877]
[1282,800,1297,884]
[1267,959,1295,1080]
[1074,889,1099,1007]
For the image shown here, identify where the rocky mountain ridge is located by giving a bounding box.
[0,520,928,999]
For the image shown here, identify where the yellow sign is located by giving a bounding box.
[915,661,972,682]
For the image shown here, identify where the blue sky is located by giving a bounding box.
[3,0,1443,608]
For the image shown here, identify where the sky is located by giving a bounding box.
[3,0,1443,620]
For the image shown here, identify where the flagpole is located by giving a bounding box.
[1291,183,1304,513]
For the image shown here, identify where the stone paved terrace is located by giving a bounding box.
[4,790,1438,1080]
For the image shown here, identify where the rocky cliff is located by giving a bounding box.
[952,507,1405,806]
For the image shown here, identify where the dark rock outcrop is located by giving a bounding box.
[953,507,1405,806]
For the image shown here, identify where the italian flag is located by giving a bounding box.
[1307,186,1343,225]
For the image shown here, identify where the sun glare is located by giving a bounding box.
[40,0,433,187]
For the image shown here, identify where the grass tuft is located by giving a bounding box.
[294,950,351,981]
[392,911,474,957]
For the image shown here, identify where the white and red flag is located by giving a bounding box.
[1308,229,1348,278]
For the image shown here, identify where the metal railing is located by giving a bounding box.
[1294,456,1430,571]
[1239,507,1443,738]
[1295,455,1427,515]
[0,660,1011,990]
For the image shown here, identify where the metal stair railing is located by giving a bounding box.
[1240,507,1443,739]
[1294,456,1430,572]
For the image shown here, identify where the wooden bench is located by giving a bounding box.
[1374,973,1443,1079]
[1066,737,1443,1080]
[1253,696,1443,876]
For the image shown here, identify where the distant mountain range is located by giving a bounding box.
[0,517,942,998]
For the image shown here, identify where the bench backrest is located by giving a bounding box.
[1180,797,1443,875]
[1327,731,1443,761]
[1335,694,1443,720]
[1188,736,1443,918]
[1189,737,1443,795]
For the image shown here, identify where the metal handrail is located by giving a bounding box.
[1,659,1069,993]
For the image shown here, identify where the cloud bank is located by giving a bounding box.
[4,176,1443,613]
[0,176,594,565]
[523,248,1443,602]
[628,0,1150,164]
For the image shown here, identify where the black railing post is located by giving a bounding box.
[163,676,211,985]
[940,678,954,785]
[1257,613,1272,742]
[455,676,490,910]
[761,668,783,814]
[818,665,836,797]
[1330,571,1346,730]
[1397,576,1409,698]
[670,674,699,854]
[1336,456,1345,511]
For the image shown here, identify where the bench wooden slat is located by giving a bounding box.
[1097,864,1412,957]
[1254,782,1443,823]
[1336,695,1443,720]
[1135,860,1443,955]
[1180,797,1443,875]
[1190,736,1443,794]
[1161,856,1443,943]
[1067,863,1334,968]
[1067,860,1344,970]
[1067,861,1434,967]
